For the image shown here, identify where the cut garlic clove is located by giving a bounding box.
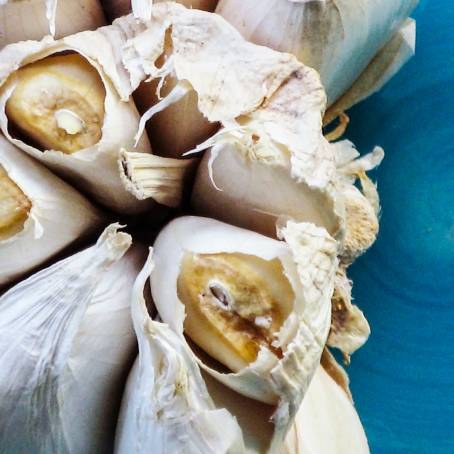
[0,164,31,241]
[118,230,338,453]
[150,214,338,450]
[6,54,105,154]
[178,252,294,372]
[0,134,103,286]
[115,250,246,454]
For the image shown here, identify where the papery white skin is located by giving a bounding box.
[284,366,370,454]
[216,0,418,106]
[334,140,384,263]
[115,250,246,454]
[0,134,102,286]
[150,216,338,450]
[0,0,106,47]
[0,20,191,213]
[325,18,416,124]
[0,224,145,454]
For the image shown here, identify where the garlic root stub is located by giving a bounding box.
[6,54,105,154]
[0,0,106,48]
[0,165,31,241]
[178,252,294,372]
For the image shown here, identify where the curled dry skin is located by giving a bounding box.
[177,252,294,372]
[0,165,31,241]
[5,53,105,154]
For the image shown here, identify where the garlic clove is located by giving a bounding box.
[284,366,370,454]
[151,215,337,416]
[0,134,103,287]
[0,164,31,241]
[0,224,146,453]
[0,22,180,214]
[6,54,105,154]
[325,19,417,125]
[0,0,106,48]
[192,140,343,240]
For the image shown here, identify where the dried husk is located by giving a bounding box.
[0,18,192,213]
[0,224,146,453]
[0,0,106,48]
[116,215,339,452]
[131,29,218,159]
[216,0,418,106]
[283,365,369,454]
[0,134,103,287]
[328,267,370,358]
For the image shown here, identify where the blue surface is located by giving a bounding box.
[345,1,454,453]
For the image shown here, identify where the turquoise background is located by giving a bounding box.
[346,1,454,452]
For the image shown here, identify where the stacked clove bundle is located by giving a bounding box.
[0,1,418,453]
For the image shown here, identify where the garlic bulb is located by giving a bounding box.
[0,224,146,453]
[0,20,192,213]
[146,216,337,449]
[216,0,418,106]
[0,0,106,48]
[284,366,370,454]
[116,215,339,453]
[0,134,103,287]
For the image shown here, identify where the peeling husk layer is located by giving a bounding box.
[116,214,340,452]
[0,16,193,213]
[0,134,103,287]
[216,0,418,106]
[0,225,146,453]
[0,0,106,48]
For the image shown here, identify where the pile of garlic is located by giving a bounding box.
[0,1,418,453]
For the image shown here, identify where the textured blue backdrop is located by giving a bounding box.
[345,1,454,453]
